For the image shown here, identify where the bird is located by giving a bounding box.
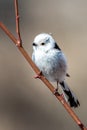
[32,33,80,108]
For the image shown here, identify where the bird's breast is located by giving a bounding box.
[34,50,67,82]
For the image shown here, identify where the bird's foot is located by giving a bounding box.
[53,88,59,95]
[60,93,64,98]
[34,71,42,79]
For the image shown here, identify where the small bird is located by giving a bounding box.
[32,33,80,108]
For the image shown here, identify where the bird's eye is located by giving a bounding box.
[41,43,45,45]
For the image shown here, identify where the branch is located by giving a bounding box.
[0,1,87,130]
[14,0,22,46]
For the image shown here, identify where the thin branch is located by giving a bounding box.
[14,0,22,46]
[0,0,87,130]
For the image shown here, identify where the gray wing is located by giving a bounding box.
[32,52,35,62]
[54,43,70,77]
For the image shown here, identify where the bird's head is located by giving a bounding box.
[32,33,56,52]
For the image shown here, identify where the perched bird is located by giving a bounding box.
[32,33,80,108]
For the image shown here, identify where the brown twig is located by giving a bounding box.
[0,0,87,130]
[14,0,22,46]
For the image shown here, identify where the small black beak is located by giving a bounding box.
[32,43,37,46]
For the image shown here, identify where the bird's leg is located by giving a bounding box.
[34,71,42,79]
[54,81,59,95]
[54,82,64,97]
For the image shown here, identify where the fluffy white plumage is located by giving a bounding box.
[32,33,80,108]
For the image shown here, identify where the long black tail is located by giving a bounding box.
[60,81,80,108]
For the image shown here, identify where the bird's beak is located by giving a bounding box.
[32,43,37,46]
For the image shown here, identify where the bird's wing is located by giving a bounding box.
[54,43,70,77]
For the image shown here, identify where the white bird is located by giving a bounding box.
[32,33,80,108]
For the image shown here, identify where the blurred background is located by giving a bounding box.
[0,0,87,130]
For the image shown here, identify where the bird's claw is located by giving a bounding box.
[53,88,59,95]
[60,93,64,98]
[34,71,42,79]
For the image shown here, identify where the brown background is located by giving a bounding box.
[0,0,87,130]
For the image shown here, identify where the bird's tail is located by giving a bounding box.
[60,81,80,108]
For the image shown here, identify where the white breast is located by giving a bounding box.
[32,49,67,82]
